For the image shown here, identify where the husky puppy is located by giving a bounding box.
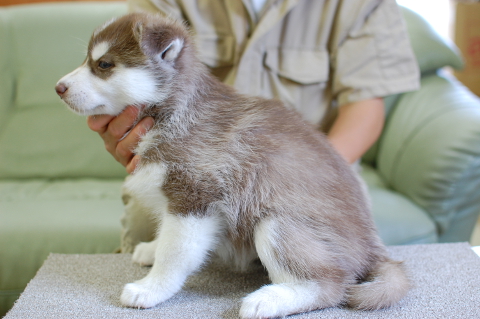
[55,13,409,319]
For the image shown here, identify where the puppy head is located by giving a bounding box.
[55,13,190,116]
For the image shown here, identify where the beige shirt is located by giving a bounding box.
[128,0,420,131]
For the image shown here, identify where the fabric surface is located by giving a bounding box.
[6,243,480,318]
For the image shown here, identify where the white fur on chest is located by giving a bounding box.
[124,163,168,216]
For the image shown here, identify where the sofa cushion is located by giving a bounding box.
[361,165,438,245]
[377,74,480,241]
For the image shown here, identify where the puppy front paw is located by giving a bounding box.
[132,241,156,266]
[120,281,173,309]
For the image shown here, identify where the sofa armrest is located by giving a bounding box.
[376,73,480,241]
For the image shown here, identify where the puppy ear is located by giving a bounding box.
[137,22,185,63]
[159,38,184,62]
[133,21,143,42]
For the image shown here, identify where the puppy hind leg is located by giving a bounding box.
[240,219,345,319]
[121,213,221,309]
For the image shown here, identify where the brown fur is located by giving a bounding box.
[90,13,409,313]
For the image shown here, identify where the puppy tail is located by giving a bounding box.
[346,259,410,310]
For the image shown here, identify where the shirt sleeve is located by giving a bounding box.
[330,0,420,106]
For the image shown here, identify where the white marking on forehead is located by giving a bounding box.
[91,41,110,61]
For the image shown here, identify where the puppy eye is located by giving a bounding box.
[98,61,114,69]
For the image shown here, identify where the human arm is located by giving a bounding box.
[327,0,417,165]
[87,106,154,174]
[328,98,385,164]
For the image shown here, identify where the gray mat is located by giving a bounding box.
[5,243,480,318]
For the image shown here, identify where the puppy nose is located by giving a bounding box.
[55,83,68,97]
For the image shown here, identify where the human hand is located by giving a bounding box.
[87,106,154,174]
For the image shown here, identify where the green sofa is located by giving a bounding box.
[1,1,480,316]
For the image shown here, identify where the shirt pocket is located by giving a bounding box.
[264,48,329,85]
[262,49,331,127]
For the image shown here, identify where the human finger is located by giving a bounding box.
[99,106,141,158]
[115,116,154,166]
[87,114,115,134]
